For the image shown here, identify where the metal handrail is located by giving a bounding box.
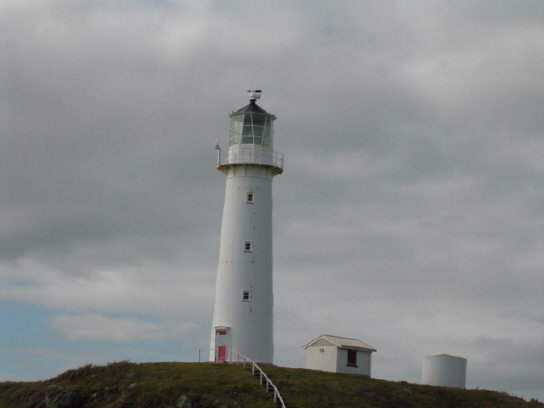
[198,348,216,363]
[217,146,284,170]
[198,348,287,407]
[231,351,287,408]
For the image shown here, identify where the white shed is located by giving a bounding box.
[302,334,377,376]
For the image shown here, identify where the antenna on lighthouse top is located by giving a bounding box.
[247,90,262,101]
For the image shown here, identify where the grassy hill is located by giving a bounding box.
[0,361,541,408]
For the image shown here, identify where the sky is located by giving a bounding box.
[1,0,543,402]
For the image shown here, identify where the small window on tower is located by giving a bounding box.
[244,241,252,252]
[246,192,254,203]
[242,290,251,302]
[347,350,358,367]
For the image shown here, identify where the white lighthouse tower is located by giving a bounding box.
[210,91,283,364]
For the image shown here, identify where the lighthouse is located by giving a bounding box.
[210,91,283,364]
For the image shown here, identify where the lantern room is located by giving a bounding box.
[228,93,276,148]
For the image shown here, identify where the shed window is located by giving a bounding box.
[242,290,251,301]
[347,350,358,367]
[246,192,254,203]
[244,241,252,252]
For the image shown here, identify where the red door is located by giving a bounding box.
[217,346,227,363]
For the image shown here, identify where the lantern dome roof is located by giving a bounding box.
[233,99,268,115]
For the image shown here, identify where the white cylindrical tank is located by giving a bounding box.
[422,354,467,388]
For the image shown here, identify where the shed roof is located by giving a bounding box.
[302,334,376,352]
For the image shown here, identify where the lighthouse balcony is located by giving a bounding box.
[218,146,284,173]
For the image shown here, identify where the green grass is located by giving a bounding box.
[0,361,542,408]
[0,361,276,408]
[264,366,543,408]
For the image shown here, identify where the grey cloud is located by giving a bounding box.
[1,0,542,400]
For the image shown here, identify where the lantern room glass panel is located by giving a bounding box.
[229,113,273,147]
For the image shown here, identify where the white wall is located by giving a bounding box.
[305,345,338,372]
[422,355,467,388]
[335,348,372,376]
[210,164,276,364]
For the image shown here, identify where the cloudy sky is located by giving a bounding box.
[1,0,543,401]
